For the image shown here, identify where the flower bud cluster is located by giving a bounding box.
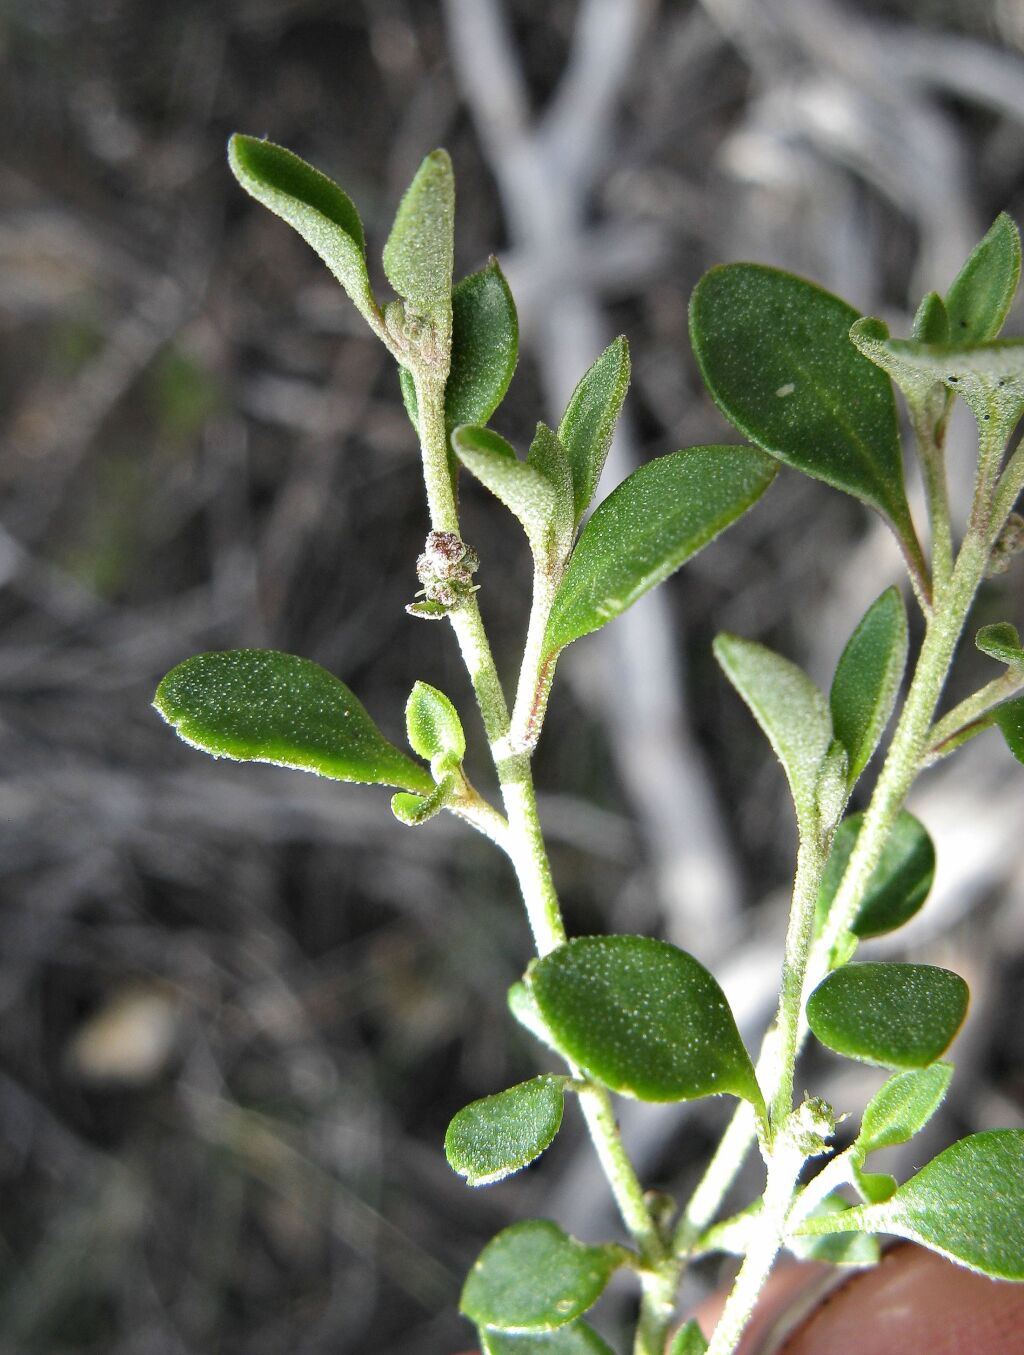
[408,531,480,617]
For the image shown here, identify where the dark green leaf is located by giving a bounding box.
[995,694,1024,763]
[543,445,776,660]
[789,1195,881,1266]
[383,149,454,321]
[228,135,377,324]
[690,264,916,550]
[453,425,562,563]
[976,622,1024,667]
[798,1130,1024,1280]
[714,634,832,830]
[527,936,763,1112]
[406,680,465,766]
[912,291,950,345]
[816,811,935,940]
[154,650,432,792]
[668,1320,709,1355]
[856,1064,953,1157]
[807,962,968,1070]
[461,1220,621,1333]
[558,337,630,525]
[481,1322,616,1355]
[945,213,1021,343]
[830,587,908,789]
[445,1076,567,1187]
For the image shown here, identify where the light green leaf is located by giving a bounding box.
[806,962,969,1070]
[453,425,562,564]
[383,149,454,322]
[461,1220,621,1333]
[830,587,908,790]
[558,337,631,525]
[690,265,918,555]
[391,771,458,826]
[714,634,832,830]
[406,680,465,768]
[856,1064,953,1157]
[445,1076,567,1187]
[788,1195,881,1266]
[508,981,560,1052]
[816,811,935,940]
[543,445,776,660]
[668,1320,709,1355]
[227,135,377,324]
[481,1322,616,1355]
[854,1169,898,1204]
[798,1130,1024,1280]
[995,694,1024,763]
[912,291,950,346]
[527,422,575,562]
[977,622,1024,667]
[527,936,764,1114]
[154,650,432,792]
[945,213,1021,343]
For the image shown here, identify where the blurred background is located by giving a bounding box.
[2,1,1024,1351]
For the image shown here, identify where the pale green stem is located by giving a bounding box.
[784,1147,858,1234]
[991,438,1024,530]
[911,402,954,590]
[509,567,560,753]
[924,668,1024,764]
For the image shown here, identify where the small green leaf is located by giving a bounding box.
[406,680,466,767]
[558,337,631,525]
[690,265,917,553]
[807,962,968,1070]
[714,634,832,830]
[788,1195,881,1266]
[856,1064,953,1157]
[383,149,454,322]
[668,1320,709,1355]
[798,1130,1024,1280]
[995,694,1024,763]
[154,650,432,792]
[391,770,458,826]
[481,1322,615,1355]
[527,422,575,561]
[228,135,377,324]
[855,1169,898,1204]
[544,445,776,660]
[912,291,950,345]
[453,425,563,564]
[816,811,935,940]
[461,1220,621,1333]
[508,981,559,1051]
[945,213,1021,342]
[445,1076,567,1187]
[527,936,763,1113]
[830,587,908,790]
[976,622,1024,667]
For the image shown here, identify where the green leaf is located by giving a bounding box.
[453,425,564,564]
[154,650,432,792]
[481,1322,615,1355]
[527,936,764,1113]
[558,337,631,525]
[855,1169,898,1204]
[806,962,969,1070]
[976,622,1024,667]
[508,981,560,1052]
[406,680,465,768]
[228,135,377,324]
[543,445,776,660]
[945,213,1021,342]
[816,811,935,940]
[798,1130,1024,1280]
[995,694,1024,763]
[391,770,458,826]
[527,422,575,561]
[445,1076,567,1187]
[690,264,916,551]
[713,634,832,830]
[856,1064,953,1157]
[461,1220,621,1333]
[383,149,454,321]
[912,291,950,346]
[788,1195,881,1266]
[668,1320,708,1355]
[830,587,908,790]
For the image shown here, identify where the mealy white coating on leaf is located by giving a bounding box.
[382,149,454,321]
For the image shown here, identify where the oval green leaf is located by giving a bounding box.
[995,694,1024,764]
[482,1321,616,1355]
[445,1075,567,1187]
[690,264,917,553]
[798,1130,1024,1280]
[976,622,1024,667]
[856,1063,953,1157]
[558,337,631,525]
[154,650,432,792]
[406,680,465,766]
[228,135,377,325]
[383,149,454,321]
[453,425,562,563]
[714,634,832,831]
[816,810,935,940]
[668,1320,709,1355]
[461,1220,621,1333]
[830,587,908,789]
[945,213,1021,343]
[807,962,968,1070]
[527,936,763,1113]
[544,445,776,660]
